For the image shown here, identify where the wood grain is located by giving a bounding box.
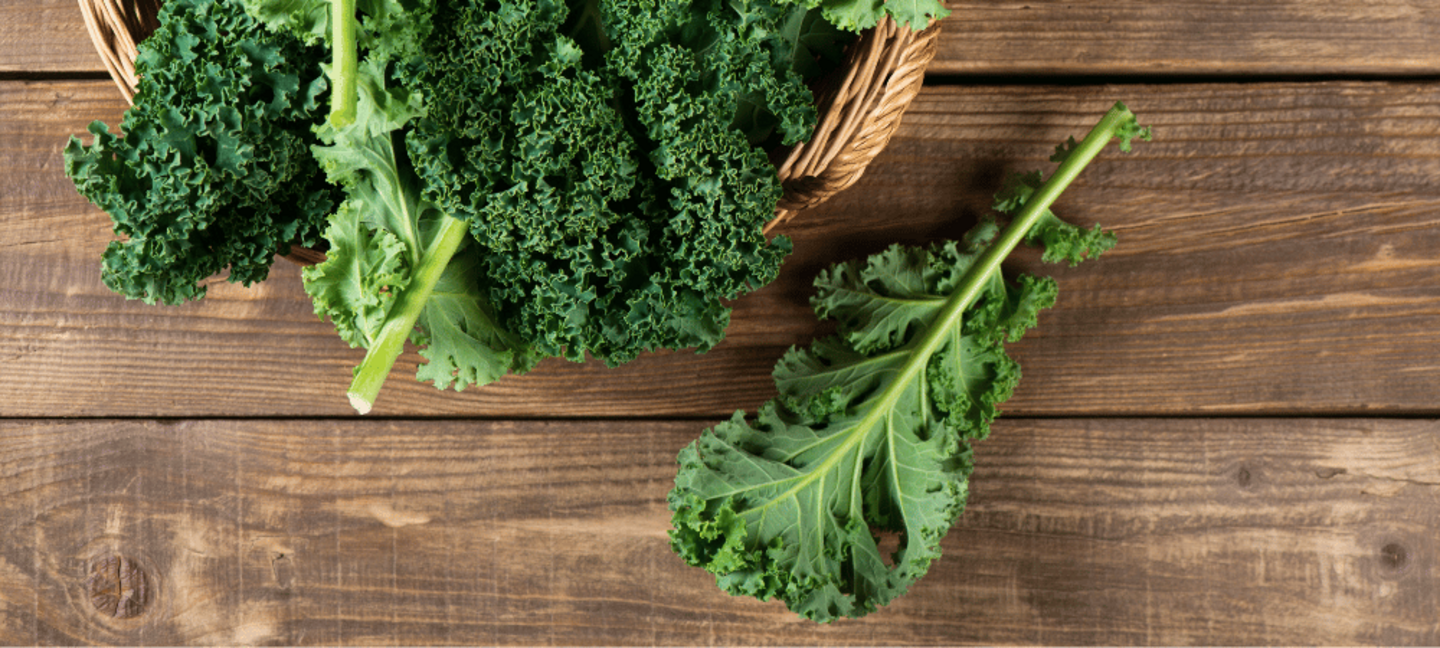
[6,80,1440,418]
[0,417,1434,645]
[9,0,1440,77]
[931,1,1440,77]
[9,1,1440,646]
[0,0,99,74]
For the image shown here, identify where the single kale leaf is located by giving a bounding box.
[669,102,1149,622]
[668,235,1041,622]
[64,0,337,305]
[811,0,946,34]
[298,55,542,411]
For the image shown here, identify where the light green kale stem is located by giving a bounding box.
[345,215,470,414]
[950,103,1138,314]
[330,0,358,126]
[879,101,1142,400]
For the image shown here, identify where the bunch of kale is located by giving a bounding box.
[65,0,851,410]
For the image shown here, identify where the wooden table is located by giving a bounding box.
[4,1,1440,644]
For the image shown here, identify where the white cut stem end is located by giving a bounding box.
[348,393,373,415]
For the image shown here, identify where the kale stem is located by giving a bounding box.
[346,215,470,414]
[330,0,358,127]
[921,101,1136,345]
[752,103,1138,508]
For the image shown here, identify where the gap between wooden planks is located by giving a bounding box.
[0,417,1435,645]
[4,80,1440,417]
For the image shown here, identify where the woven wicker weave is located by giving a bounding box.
[771,17,938,232]
[79,0,161,103]
[78,0,937,239]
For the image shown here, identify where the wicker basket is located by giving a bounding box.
[79,0,938,245]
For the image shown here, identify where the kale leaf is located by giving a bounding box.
[407,0,812,367]
[808,0,946,33]
[668,103,1150,621]
[63,0,338,305]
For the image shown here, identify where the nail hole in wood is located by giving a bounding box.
[1380,543,1408,573]
[87,555,150,619]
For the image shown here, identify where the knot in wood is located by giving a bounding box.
[87,555,150,619]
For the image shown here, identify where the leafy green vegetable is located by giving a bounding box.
[805,0,946,33]
[293,55,543,411]
[63,0,338,305]
[66,0,855,412]
[236,0,841,411]
[668,102,1150,622]
[408,0,815,368]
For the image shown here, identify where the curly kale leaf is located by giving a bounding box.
[299,57,541,410]
[670,102,1148,622]
[255,0,834,411]
[805,0,946,34]
[241,0,436,125]
[407,0,809,366]
[63,0,337,305]
[668,237,1040,621]
[299,57,430,349]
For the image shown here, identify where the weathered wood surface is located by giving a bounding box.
[0,0,98,74]
[0,418,1435,645]
[10,0,1440,77]
[6,80,1440,417]
[932,0,1440,76]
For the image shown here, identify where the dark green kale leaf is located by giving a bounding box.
[407,0,813,367]
[247,0,842,411]
[64,0,338,305]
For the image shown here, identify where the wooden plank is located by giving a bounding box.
[9,0,1440,77]
[931,1,1440,76]
[7,80,1440,417]
[881,84,1440,416]
[0,417,1435,644]
[0,0,103,74]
